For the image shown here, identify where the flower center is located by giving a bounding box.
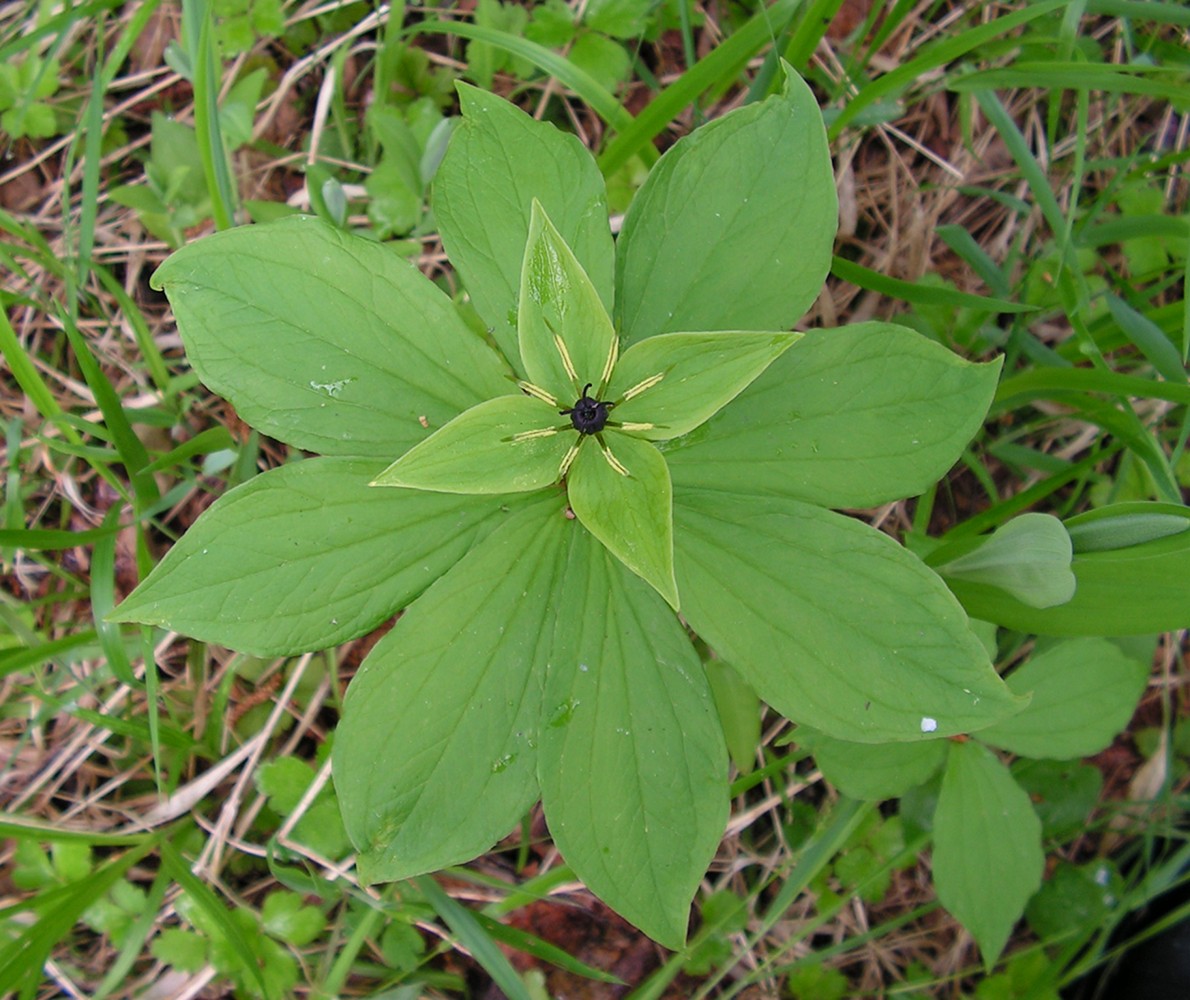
[563,384,613,434]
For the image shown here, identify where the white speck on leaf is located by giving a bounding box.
[309,377,357,398]
[920,716,938,733]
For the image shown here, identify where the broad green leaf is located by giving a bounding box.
[615,66,836,344]
[1011,759,1103,840]
[335,496,567,883]
[933,741,1044,967]
[433,83,614,369]
[610,331,801,440]
[568,433,677,609]
[518,201,618,401]
[584,0,650,37]
[948,508,1190,635]
[664,324,1002,508]
[979,639,1148,759]
[112,459,505,655]
[540,531,728,949]
[932,513,1075,609]
[151,216,510,458]
[797,729,947,801]
[568,31,630,93]
[1026,860,1122,942]
[372,395,572,494]
[673,489,1024,742]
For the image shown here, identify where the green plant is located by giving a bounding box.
[0,52,62,139]
[109,69,267,246]
[113,67,1028,948]
[153,889,324,998]
[801,637,1150,964]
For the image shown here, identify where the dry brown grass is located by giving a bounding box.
[2,1,1187,997]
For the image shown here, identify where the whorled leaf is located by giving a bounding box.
[540,529,728,949]
[150,216,510,458]
[434,83,614,369]
[112,458,508,655]
[335,495,568,883]
[372,395,571,494]
[978,638,1148,760]
[568,433,678,609]
[674,488,1025,742]
[615,65,836,345]
[796,728,947,801]
[609,331,801,440]
[933,740,1044,967]
[518,201,618,403]
[664,323,1002,509]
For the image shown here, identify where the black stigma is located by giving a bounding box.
[562,383,613,434]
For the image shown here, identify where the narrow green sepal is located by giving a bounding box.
[610,330,802,439]
[568,432,678,610]
[372,395,572,495]
[519,201,619,402]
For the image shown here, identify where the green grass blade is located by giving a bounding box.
[950,63,1190,102]
[91,861,172,999]
[0,0,121,63]
[59,314,160,506]
[159,840,272,997]
[0,525,120,550]
[416,874,533,1000]
[0,816,153,846]
[184,0,236,229]
[783,0,845,73]
[1105,293,1188,383]
[92,266,173,395]
[997,368,1190,409]
[936,224,1012,298]
[0,309,82,445]
[831,256,1035,313]
[1085,0,1190,25]
[89,507,138,687]
[408,19,631,132]
[599,0,802,177]
[472,911,626,985]
[0,840,155,998]
[828,0,1069,138]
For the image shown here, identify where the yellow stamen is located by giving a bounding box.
[621,371,665,401]
[511,427,561,442]
[518,380,558,407]
[553,334,580,383]
[598,338,618,392]
[616,421,654,432]
[598,439,630,477]
[559,441,581,478]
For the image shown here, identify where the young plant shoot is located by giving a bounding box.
[114,67,1022,947]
